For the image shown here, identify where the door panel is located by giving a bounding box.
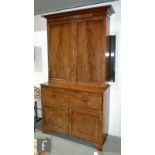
[69,108,103,143]
[76,20,105,83]
[44,105,68,134]
[49,23,76,81]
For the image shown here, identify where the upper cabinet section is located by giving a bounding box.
[44,6,114,85]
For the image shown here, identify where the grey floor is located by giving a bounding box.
[34,119,121,155]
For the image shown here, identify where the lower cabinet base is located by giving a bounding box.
[41,85,105,150]
[42,125,105,150]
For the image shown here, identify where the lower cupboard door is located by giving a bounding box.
[43,105,68,134]
[69,108,103,143]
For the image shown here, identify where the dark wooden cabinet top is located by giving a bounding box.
[43,5,114,19]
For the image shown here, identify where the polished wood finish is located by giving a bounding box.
[42,85,102,110]
[69,108,103,143]
[49,23,76,81]
[41,6,114,150]
[43,105,68,134]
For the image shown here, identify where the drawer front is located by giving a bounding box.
[41,86,102,110]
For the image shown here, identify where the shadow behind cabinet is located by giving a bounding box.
[41,6,114,150]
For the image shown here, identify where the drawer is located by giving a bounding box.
[41,86,102,110]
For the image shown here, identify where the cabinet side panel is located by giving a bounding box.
[105,17,110,81]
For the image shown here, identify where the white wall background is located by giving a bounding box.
[108,1,121,137]
[34,16,48,86]
[34,1,121,137]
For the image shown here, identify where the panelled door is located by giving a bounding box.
[43,104,69,134]
[76,19,106,83]
[48,22,77,82]
[69,107,103,143]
